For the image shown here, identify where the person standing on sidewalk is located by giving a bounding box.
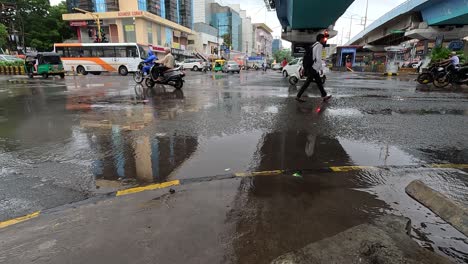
[296,34,331,102]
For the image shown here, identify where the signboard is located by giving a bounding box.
[448,40,464,51]
[248,56,263,61]
[292,43,309,55]
[118,11,143,17]
[70,21,87,27]
[124,25,135,32]
[149,45,165,52]
[87,19,103,26]
[225,48,230,54]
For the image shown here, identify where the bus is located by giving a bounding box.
[54,43,148,76]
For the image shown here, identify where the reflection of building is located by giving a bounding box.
[63,0,193,49]
[253,23,273,57]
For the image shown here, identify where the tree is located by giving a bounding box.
[273,49,292,63]
[0,23,7,49]
[222,33,232,49]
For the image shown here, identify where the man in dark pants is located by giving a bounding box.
[296,34,331,102]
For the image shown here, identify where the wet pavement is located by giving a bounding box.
[0,70,467,263]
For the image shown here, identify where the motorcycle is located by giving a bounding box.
[145,63,186,89]
[133,61,149,84]
[288,66,326,86]
[417,62,446,85]
[432,64,468,88]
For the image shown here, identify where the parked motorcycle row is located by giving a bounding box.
[417,62,468,88]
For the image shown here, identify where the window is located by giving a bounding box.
[156,24,162,46]
[126,46,138,58]
[82,47,93,57]
[138,0,147,11]
[55,47,68,57]
[115,47,127,57]
[68,46,82,57]
[102,47,116,57]
[147,22,153,44]
[94,47,104,57]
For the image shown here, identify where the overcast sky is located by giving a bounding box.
[50,0,408,47]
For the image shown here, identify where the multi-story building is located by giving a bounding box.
[272,38,282,53]
[210,2,241,52]
[64,0,194,58]
[230,4,252,55]
[253,23,273,57]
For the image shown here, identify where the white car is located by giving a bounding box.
[282,58,302,77]
[180,59,204,71]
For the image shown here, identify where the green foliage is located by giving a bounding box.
[430,46,451,62]
[1,0,74,51]
[222,33,232,49]
[0,23,7,48]
[273,49,292,63]
[0,60,24,67]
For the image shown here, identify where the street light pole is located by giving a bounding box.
[72,7,101,42]
[364,0,369,29]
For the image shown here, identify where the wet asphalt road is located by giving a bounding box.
[0,70,467,263]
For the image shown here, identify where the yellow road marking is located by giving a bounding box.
[0,211,40,229]
[116,180,180,196]
[235,170,283,177]
[431,164,468,169]
[330,166,374,172]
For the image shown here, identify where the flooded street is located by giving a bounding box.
[0,71,467,263]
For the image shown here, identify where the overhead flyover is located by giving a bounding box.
[265,0,355,43]
[347,0,468,48]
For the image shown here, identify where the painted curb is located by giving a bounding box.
[405,180,468,237]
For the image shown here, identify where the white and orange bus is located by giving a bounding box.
[54,43,148,76]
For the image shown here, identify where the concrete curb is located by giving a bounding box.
[405,180,468,237]
[1,164,466,230]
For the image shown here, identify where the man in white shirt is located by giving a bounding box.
[296,34,331,102]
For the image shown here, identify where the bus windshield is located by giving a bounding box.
[138,45,147,59]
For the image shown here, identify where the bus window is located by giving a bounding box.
[94,47,104,57]
[126,46,138,58]
[82,47,93,57]
[115,47,126,57]
[103,46,116,57]
[68,47,83,57]
[55,47,69,57]
[138,45,147,59]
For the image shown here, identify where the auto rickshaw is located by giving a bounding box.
[24,52,65,79]
[212,59,225,72]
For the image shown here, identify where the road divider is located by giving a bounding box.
[0,211,40,229]
[0,164,466,230]
[406,180,468,237]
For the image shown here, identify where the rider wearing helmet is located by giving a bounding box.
[143,49,157,75]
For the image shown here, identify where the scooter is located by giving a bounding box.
[145,63,186,89]
[288,65,326,85]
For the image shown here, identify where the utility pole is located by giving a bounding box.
[72,7,101,42]
[364,0,369,29]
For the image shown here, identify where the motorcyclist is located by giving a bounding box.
[143,49,157,76]
[153,48,175,81]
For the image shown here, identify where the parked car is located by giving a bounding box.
[282,58,302,77]
[180,59,204,71]
[222,60,240,73]
[0,54,23,62]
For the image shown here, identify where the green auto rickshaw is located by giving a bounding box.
[212,59,225,72]
[25,52,65,79]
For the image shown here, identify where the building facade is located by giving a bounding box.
[272,38,282,53]
[253,23,273,57]
[64,0,194,57]
[210,3,241,52]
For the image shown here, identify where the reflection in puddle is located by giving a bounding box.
[338,137,420,166]
[326,108,363,117]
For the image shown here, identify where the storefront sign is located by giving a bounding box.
[124,25,135,32]
[173,30,181,38]
[118,11,143,17]
[87,19,103,26]
[172,42,180,49]
[171,48,193,57]
[70,21,87,27]
[448,40,464,51]
[149,45,166,52]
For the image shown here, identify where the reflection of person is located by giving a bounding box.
[296,34,331,103]
[153,48,175,81]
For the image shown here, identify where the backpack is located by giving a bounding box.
[303,42,319,69]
